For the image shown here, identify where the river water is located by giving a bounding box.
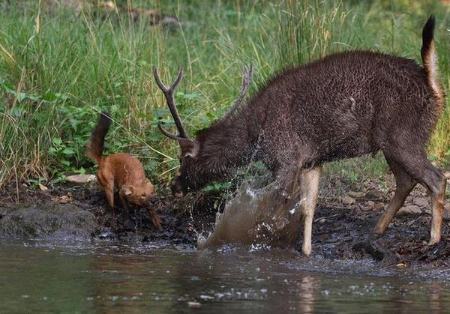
[0,241,449,313]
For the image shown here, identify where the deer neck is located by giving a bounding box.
[197,114,260,170]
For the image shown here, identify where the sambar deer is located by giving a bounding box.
[154,16,446,256]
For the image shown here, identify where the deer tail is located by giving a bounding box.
[86,112,112,164]
[421,15,444,111]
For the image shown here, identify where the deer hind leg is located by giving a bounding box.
[423,165,446,245]
[380,149,446,245]
[374,157,416,235]
[300,166,321,256]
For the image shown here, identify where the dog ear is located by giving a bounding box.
[145,178,154,187]
[121,185,133,196]
[145,179,155,193]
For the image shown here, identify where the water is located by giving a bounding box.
[1,241,449,313]
[198,178,307,249]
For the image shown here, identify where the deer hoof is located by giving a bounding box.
[428,238,440,246]
[302,244,311,257]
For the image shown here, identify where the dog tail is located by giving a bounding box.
[86,112,112,164]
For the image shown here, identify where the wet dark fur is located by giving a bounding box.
[171,17,448,249]
[176,19,443,196]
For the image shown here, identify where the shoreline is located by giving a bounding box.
[0,178,448,273]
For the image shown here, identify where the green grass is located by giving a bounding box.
[0,0,449,189]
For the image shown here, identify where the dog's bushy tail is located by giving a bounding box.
[86,112,112,164]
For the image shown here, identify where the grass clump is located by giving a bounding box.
[0,0,448,190]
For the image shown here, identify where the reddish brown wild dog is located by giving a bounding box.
[86,112,161,229]
[155,16,446,256]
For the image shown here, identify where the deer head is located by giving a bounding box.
[154,66,253,196]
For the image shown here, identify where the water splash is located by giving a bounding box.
[197,178,306,250]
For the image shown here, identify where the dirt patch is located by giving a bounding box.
[0,177,448,268]
[0,181,217,245]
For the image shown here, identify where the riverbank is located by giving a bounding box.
[1,175,448,271]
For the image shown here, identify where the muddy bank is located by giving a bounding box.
[0,203,96,240]
[0,182,208,245]
[0,178,449,269]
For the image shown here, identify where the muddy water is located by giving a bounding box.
[198,178,307,249]
[1,241,449,313]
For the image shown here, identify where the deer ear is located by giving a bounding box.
[178,138,199,158]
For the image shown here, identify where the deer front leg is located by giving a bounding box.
[299,167,321,256]
[276,164,321,256]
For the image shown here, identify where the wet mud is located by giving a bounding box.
[0,178,449,273]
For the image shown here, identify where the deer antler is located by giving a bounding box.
[153,67,188,139]
[230,65,253,112]
[157,122,181,140]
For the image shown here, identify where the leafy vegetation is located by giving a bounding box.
[0,0,449,189]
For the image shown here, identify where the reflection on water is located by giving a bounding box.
[0,242,449,313]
